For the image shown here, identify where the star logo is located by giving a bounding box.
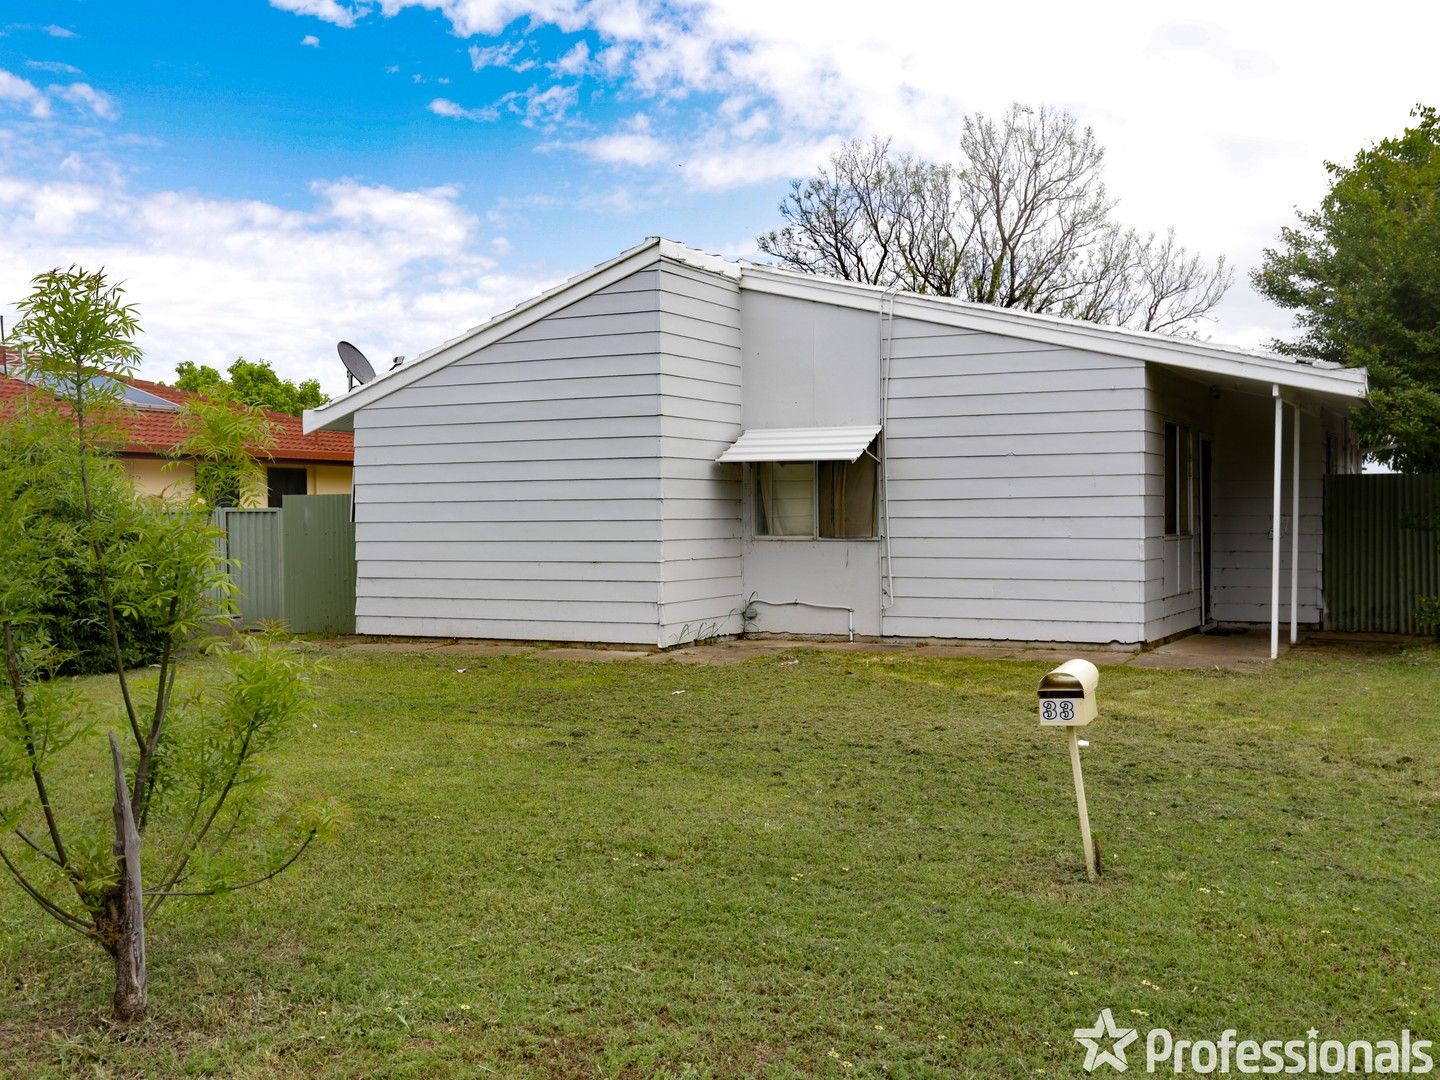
[1074,1008,1139,1072]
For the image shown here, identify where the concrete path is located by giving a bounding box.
[309,627,1415,672]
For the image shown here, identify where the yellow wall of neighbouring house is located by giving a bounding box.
[311,464,353,494]
[122,457,195,502]
[122,456,353,504]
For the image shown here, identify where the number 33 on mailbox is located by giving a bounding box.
[1037,659,1098,726]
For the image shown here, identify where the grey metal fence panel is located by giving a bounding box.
[1323,474,1440,632]
[216,507,284,626]
[213,497,355,633]
[281,495,356,634]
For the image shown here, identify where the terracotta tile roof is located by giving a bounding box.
[0,347,353,464]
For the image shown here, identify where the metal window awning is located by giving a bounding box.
[716,424,881,463]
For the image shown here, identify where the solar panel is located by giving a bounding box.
[12,368,180,411]
[116,380,180,411]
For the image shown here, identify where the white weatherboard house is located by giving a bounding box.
[305,238,1368,653]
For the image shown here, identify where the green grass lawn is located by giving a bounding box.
[1,643,1437,1078]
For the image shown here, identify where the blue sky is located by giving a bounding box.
[2,1,1437,393]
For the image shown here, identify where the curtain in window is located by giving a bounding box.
[819,452,877,538]
[757,462,815,536]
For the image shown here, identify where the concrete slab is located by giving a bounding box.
[429,642,535,657]
[641,648,755,665]
[527,648,653,662]
[1127,629,1278,671]
[313,628,1409,673]
[901,644,1024,660]
[331,640,450,654]
[1010,648,1135,667]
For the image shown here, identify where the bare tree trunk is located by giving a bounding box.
[108,733,147,1021]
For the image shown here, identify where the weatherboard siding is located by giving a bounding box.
[351,268,667,644]
[656,262,746,645]
[881,318,1150,644]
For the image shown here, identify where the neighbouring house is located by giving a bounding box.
[0,349,353,506]
[304,238,1368,651]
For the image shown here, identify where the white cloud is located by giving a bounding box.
[0,170,550,393]
[518,83,576,126]
[301,34,321,46]
[682,133,843,191]
[42,25,77,39]
[570,130,668,166]
[26,60,82,75]
[268,0,367,28]
[0,177,105,232]
[549,41,591,76]
[468,40,534,71]
[51,82,118,120]
[373,0,585,38]
[428,96,499,122]
[0,69,50,119]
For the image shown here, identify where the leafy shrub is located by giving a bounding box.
[1416,596,1440,639]
[0,410,172,675]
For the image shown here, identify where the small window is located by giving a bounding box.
[267,466,309,509]
[819,453,877,538]
[754,441,879,539]
[1163,422,1192,535]
[755,462,815,537]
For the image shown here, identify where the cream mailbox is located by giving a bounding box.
[1037,658,1099,726]
[1037,658,1101,880]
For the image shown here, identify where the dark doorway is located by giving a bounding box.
[267,466,309,508]
[1199,438,1214,624]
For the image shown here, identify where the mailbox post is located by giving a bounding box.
[1038,659,1100,882]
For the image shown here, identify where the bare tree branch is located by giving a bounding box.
[755,103,1231,334]
[145,830,315,904]
[0,847,94,935]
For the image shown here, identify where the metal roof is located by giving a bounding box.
[717,425,881,463]
[307,238,1369,434]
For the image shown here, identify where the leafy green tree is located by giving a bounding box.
[0,267,337,1021]
[0,412,171,675]
[1253,105,1440,472]
[172,397,278,509]
[174,357,328,416]
[171,360,229,399]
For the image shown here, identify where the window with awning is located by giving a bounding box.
[717,426,881,540]
[716,424,882,464]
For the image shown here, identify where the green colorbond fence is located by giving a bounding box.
[1323,475,1440,633]
[215,494,355,634]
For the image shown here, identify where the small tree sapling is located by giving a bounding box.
[0,267,339,1021]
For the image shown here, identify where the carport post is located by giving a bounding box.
[1291,402,1301,644]
[1271,385,1282,660]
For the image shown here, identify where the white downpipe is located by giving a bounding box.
[747,597,855,642]
[1290,402,1301,644]
[878,285,899,615]
[1271,385,1283,660]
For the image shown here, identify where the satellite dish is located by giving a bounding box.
[337,340,377,389]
